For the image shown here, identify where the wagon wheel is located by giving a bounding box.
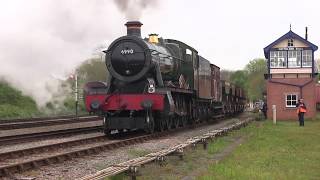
[158,119,165,132]
[104,128,117,139]
[103,129,111,136]
[145,110,155,134]
[166,116,173,130]
[174,117,180,129]
[103,117,112,137]
[206,108,210,122]
[181,116,188,127]
[178,116,183,127]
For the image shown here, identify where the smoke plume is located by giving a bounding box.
[113,0,158,20]
[0,0,121,106]
[0,0,160,107]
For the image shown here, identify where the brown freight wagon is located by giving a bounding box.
[198,55,212,99]
[210,64,221,101]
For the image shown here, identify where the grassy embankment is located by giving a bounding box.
[109,116,320,180]
[0,81,39,118]
[0,81,87,119]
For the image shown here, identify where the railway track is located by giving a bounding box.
[0,126,102,146]
[0,131,162,177]
[0,114,96,123]
[0,115,249,178]
[0,115,103,145]
[79,117,253,180]
[0,115,99,130]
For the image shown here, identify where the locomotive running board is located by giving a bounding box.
[156,87,194,94]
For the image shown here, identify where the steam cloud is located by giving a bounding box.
[0,0,158,107]
[0,1,120,106]
[113,0,158,20]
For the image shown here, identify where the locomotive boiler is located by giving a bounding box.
[84,21,244,135]
[105,21,193,92]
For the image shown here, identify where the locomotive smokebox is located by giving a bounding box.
[125,21,143,37]
[105,21,151,82]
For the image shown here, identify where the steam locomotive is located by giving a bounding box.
[84,21,245,135]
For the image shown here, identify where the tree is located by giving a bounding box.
[245,58,267,75]
[227,59,267,102]
[230,70,248,90]
[244,58,267,101]
[76,57,108,83]
[220,70,234,81]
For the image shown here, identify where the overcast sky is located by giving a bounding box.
[0,0,319,105]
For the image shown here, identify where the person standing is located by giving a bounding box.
[262,102,267,119]
[296,99,307,126]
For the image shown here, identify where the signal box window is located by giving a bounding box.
[270,51,287,68]
[288,50,301,67]
[186,49,192,55]
[302,50,312,67]
[286,94,297,108]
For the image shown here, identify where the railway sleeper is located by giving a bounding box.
[84,149,92,155]
[17,164,24,172]
[31,161,38,168]
[8,152,18,159]
[105,145,113,150]
[1,168,14,178]
[91,148,99,154]
[44,159,52,165]
[93,146,102,152]
[75,152,82,157]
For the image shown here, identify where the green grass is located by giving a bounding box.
[200,120,320,180]
[108,135,237,180]
[114,119,320,180]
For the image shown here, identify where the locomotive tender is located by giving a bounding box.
[84,21,245,135]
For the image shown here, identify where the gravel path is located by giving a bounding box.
[11,114,249,180]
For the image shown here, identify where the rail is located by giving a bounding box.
[0,116,100,130]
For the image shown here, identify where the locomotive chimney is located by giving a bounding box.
[305,27,308,40]
[125,21,143,37]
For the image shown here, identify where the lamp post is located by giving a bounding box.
[75,73,78,118]
[69,73,79,118]
[51,72,79,118]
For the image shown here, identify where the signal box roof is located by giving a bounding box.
[264,30,318,59]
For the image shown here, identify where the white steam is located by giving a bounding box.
[0,1,120,106]
[113,0,158,20]
[0,0,158,107]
